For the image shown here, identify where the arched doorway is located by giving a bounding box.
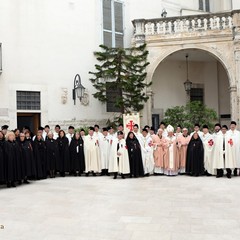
[150,48,231,129]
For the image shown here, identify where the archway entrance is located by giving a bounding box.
[151,49,230,127]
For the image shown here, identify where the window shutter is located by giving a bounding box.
[114,1,123,33]
[103,0,112,31]
[199,0,203,10]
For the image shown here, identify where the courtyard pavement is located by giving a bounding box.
[1,174,240,240]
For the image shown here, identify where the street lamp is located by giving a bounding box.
[73,74,86,105]
[184,54,192,100]
[161,8,167,18]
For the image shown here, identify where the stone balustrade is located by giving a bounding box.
[132,11,237,37]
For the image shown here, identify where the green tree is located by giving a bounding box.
[163,101,218,132]
[89,44,151,114]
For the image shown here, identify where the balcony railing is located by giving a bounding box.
[132,11,237,37]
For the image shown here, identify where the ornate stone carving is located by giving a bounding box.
[61,88,68,104]
[81,90,89,106]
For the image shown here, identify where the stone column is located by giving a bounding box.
[146,89,153,125]
[233,11,240,125]
[229,85,238,122]
[132,19,146,46]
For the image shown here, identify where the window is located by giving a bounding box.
[106,82,121,112]
[17,91,41,110]
[190,88,204,103]
[103,0,124,48]
[199,0,210,12]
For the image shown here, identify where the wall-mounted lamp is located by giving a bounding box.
[73,74,86,105]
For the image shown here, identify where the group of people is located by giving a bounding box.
[0,120,239,188]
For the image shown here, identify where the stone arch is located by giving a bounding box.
[146,45,235,87]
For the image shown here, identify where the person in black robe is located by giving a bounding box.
[69,131,85,176]
[13,128,20,142]
[57,130,69,177]
[186,132,204,177]
[0,131,5,184]
[4,132,23,187]
[33,132,47,179]
[18,132,36,183]
[126,131,144,178]
[45,132,59,178]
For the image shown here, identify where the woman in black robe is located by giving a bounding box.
[33,133,47,179]
[186,132,204,176]
[0,131,5,184]
[45,132,59,178]
[69,131,85,176]
[126,131,144,178]
[18,132,36,182]
[57,130,69,177]
[4,132,23,187]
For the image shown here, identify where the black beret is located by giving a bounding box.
[142,128,148,133]
[1,125,9,130]
[117,131,124,135]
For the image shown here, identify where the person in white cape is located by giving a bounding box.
[213,125,236,178]
[98,127,110,176]
[227,121,240,176]
[109,131,130,179]
[139,128,155,176]
[201,125,216,176]
[84,126,101,176]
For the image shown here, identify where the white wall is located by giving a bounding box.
[232,0,240,10]
[0,0,109,129]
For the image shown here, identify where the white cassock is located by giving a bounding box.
[162,129,168,138]
[94,131,103,141]
[109,138,130,174]
[42,131,47,140]
[227,129,240,168]
[53,132,59,140]
[66,133,74,145]
[202,133,215,175]
[84,135,101,173]
[212,132,236,169]
[99,135,110,169]
[139,135,154,174]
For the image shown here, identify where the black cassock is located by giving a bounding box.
[126,135,144,177]
[57,137,69,173]
[19,140,36,178]
[69,137,85,174]
[186,136,204,176]
[33,139,47,179]
[46,139,59,171]
[0,139,5,182]
[4,140,23,182]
